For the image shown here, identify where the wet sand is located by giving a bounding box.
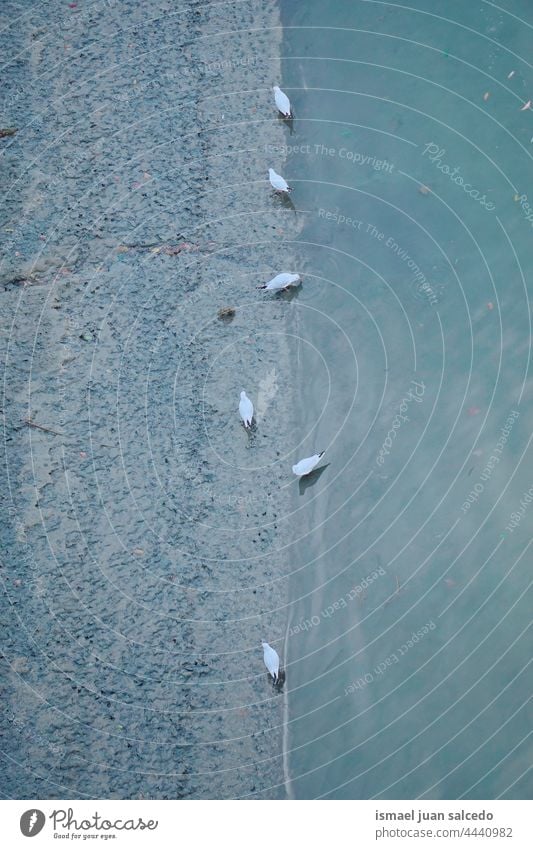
[1,0,299,799]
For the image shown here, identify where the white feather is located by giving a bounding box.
[269,167,291,192]
[273,85,291,117]
[239,390,254,427]
[292,451,325,477]
[262,641,280,681]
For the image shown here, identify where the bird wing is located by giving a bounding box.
[239,398,253,422]
[270,172,287,190]
[276,89,290,114]
[264,645,280,676]
[294,455,318,475]
[266,275,284,289]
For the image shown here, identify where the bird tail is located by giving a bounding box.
[257,284,267,290]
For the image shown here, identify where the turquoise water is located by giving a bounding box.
[280,0,532,799]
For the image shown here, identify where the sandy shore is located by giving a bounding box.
[1,0,300,799]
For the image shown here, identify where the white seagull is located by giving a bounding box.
[273,85,292,118]
[269,167,291,193]
[258,272,301,291]
[292,451,325,477]
[239,390,254,428]
[262,641,280,682]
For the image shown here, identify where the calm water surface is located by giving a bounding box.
[280,0,532,799]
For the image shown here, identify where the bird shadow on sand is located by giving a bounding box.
[267,669,286,691]
[298,463,330,495]
[272,191,297,215]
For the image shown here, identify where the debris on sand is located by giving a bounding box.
[23,418,64,437]
[217,306,235,321]
[117,241,199,256]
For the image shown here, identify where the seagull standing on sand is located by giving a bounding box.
[262,641,280,682]
[239,390,254,428]
[273,85,292,118]
[269,167,291,193]
[258,272,301,291]
[292,451,325,477]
